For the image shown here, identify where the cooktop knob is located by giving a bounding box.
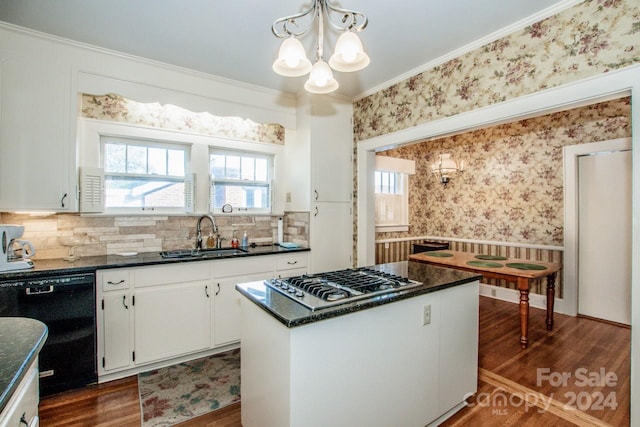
[295,290,304,297]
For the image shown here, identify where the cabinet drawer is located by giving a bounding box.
[215,256,273,278]
[275,253,308,272]
[99,270,131,292]
[135,262,210,288]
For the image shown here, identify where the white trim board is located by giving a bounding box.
[479,284,550,313]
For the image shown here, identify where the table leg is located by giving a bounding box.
[546,272,556,331]
[517,277,530,349]
[518,289,530,348]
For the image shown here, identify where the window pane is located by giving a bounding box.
[241,157,255,180]
[127,145,147,174]
[104,143,126,173]
[148,147,166,175]
[210,154,225,178]
[105,176,184,208]
[213,182,270,210]
[226,155,240,179]
[167,149,185,176]
[255,158,268,181]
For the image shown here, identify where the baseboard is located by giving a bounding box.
[479,283,557,312]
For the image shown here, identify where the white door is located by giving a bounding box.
[577,149,631,324]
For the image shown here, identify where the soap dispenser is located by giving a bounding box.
[231,230,239,248]
[241,230,248,248]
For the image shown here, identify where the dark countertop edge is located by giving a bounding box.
[236,262,482,328]
[0,318,48,414]
[0,246,310,279]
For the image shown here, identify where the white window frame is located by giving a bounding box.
[79,118,285,216]
[100,136,192,214]
[374,156,415,232]
[209,149,274,214]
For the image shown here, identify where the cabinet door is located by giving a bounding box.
[134,281,211,365]
[310,100,353,203]
[101,292,133,372]
[214,272,271,346]
[310,202,352,273]
[0,51,75,211]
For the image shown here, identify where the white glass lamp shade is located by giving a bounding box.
[431,154,459,178]
[272,37,312,77]
[329,31,370,72]
[304,59,339,94]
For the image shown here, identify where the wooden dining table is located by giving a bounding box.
[409,250,561,349]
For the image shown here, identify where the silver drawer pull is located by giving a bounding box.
[287,261,298,265]
[26,286,53,295]
[107,280,125,285]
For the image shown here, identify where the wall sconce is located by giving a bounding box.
[431,153,463,187]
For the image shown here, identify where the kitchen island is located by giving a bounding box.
[236,261,481,427]
[0,318,48,425]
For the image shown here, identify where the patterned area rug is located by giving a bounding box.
[138,349,240,427]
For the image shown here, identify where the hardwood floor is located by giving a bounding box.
[39,296,630,426]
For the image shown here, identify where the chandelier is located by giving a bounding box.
[431,153,464,187]
[271,0,370,94]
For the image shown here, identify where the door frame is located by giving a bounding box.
[562,137,632,317]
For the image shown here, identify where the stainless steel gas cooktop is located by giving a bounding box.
[264,267,423,311]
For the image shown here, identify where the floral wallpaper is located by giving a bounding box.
[353,0,640,142]
[378,97,631,246]
[82,93,285,145]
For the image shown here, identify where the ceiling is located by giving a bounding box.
[0,0,569,99]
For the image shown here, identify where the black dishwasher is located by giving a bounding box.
[0,272,97,396]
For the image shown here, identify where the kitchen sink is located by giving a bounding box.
[159,248,248,259]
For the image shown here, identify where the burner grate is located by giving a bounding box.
[264,267,423,311]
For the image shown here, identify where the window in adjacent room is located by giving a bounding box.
[100,136,192,212]
[374,156,415,232]
[209,150,273,213]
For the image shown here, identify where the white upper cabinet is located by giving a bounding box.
[309,98,353,203]
[0,50,77,211]
[289,94,354,273]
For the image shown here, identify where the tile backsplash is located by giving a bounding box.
[0,212,309,260]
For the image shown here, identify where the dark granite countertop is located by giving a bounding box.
[236,260,481,328]
[0,318,48,413]
[0,245,310,280]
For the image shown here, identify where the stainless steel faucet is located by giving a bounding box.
[195,214,217,250]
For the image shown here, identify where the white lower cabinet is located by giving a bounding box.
[214,273,267,346]
[0,359,39,427]
[96,251,310,380]
[134,281,211,365]
[213,256,274,346]
[101,292,133,372]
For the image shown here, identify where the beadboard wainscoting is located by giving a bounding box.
[376,237,563,308]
